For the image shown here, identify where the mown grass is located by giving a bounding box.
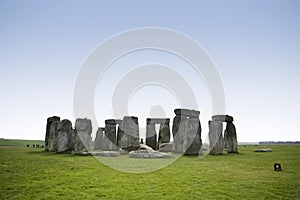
[0,144,299,199]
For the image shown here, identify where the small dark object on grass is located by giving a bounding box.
[26,144,29,147]
[274,163,282,171]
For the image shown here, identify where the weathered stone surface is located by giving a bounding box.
[129,149,173,159]
[94,127,105,150]
[172,115,187,153]
[105,119,117,124]
[74,118,92,154]
[174,109,200,118]
[45,116,60,151]
[224,122,238,153]
[48,120,60,152]
[104,120,117,150]
[208,120,224,155]
[212,115,234,122]
[90,151,118,157]
[139,144,155,151]
[183,118,202,155]
[159,143,173,152]
[116,123,124,148]
[254,148,273,152]
[173,109,202,155]
[119,116,140,151]
[114,119,123,125]
[147,118,170,124]
[57,119,74,153]
[158,123,171,146]
[146,122,157,150]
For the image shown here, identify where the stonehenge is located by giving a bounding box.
[146,118,170,150]
[57,119,75,153]
[103,119,118,151]
[172,109,202,155]
[44,110,238,157]
[208,120,224,155]
[74,118,93,154]
[119,116,140,152]
[45,116,60,151]
[94,127,105,150]
[47,120,60,152]
[208,115,238,154]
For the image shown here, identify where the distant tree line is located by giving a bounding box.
[259,141,300,144]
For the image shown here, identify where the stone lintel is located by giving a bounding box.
[114,120,122,124]
[147,118,170,124]
[212,115,234,122]
[105,119,122,125]
[47,116,60,123]
[174,109,200,118]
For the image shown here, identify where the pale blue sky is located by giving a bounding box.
[0,0,299,142]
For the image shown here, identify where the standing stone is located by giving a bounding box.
[119,116,140,152]
[172,109,202,155]
[184,118,202,155]
[208,120,224,155]
[94,127,105,150]
[48,120,60,152]
[115,120,123,148]
[45,116,60,151]
[57,119,74,153]
[158,122,171,147]
[224,122,238,153]
[146,122,157,150]
[74,118,92,154]
[104,120,118,150]
[172,115,187,153]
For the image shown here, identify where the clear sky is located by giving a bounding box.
[0,0,299,142]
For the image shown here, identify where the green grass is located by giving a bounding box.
[0,144,299,199]
[0,139,44,147]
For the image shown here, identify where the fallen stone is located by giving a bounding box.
[139,144,155,152]
[90,151,118,157]
[159,143,173,152]
[129,149,173,159]
[254,148,273,152]
[75,152,91,156]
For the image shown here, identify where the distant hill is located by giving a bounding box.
[0,139,44,147]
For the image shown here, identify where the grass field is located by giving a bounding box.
[0,140,299,199]
[0,138,44,147]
